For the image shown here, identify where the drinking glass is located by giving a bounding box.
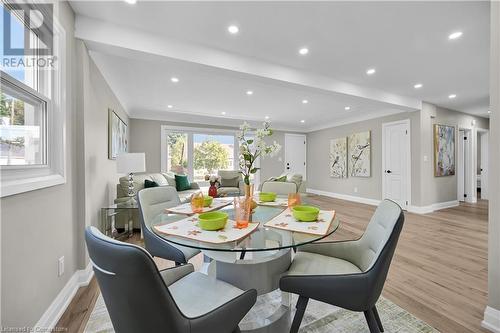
[234,197,251,229]
[288,193,302,208]
[191,192,204,214]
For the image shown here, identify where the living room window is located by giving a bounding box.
[161,126,244,186]
[0,3,66,197]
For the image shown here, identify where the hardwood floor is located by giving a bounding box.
[56,196,489,333]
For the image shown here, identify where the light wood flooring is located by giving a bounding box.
[56,195,489,333]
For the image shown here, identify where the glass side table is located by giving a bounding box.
[100,201,138,239]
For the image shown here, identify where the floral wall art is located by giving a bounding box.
[434,124,455,177]
[348,131,371,177]
[329,137,347,178]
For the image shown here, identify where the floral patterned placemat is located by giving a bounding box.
[255,197,288,207]
[153,215,259,244]
[264,208,335,236]
[165,198,233,215]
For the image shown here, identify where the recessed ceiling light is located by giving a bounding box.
[171,77,179,83]
[299,48,309,55]
[302,99,308,104]
[265,116,270,120]
[228,25,239,34]
[300,119,305,123]
[366,68,376,75]
[167,105,173,109]
[414,83,423,89]
[246,90,253,95]
[448,31,463,40]
[123,0,136,4]
[344,106,351,111]
[221,111,226,115]
[448,94,457,99]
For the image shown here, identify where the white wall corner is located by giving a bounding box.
[35,263,94,331]
[482,306,500,333]
[306,188,381,206]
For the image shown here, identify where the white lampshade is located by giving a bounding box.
[117,153,146,173]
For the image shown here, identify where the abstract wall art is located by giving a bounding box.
[108,108,128,160]
[330,137,347,178]
[348,131,371,177]
[434,124,455,177]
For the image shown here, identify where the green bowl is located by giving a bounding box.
[292,205,320,222]
[198,211,228,231]
[259,192,277,202]
[203,196,214,207]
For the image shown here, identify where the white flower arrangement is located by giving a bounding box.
[238,121,282,185]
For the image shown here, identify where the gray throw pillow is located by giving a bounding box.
[221,176,240,188]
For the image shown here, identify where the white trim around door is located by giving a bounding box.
[382,119,411,210]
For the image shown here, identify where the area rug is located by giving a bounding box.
[84,290,439,333]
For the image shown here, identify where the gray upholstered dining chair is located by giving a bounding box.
[280,199,405,333]
[138,187,200,265]
[85,226,257,333]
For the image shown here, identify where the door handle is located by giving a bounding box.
[386,170,392,174]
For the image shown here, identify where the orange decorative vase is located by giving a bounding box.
[244,184,258,212]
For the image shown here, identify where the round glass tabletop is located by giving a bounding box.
[149,199,340,253]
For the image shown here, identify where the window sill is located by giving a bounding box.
[1,174,66,197]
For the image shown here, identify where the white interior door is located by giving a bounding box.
[480,132,489,200]
[458,130,466,201]
[284,134,306,179]
[382,120,410,209]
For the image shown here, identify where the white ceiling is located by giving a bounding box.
[70,1,490,131]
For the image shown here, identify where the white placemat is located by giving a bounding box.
[154,215,259,244]
[255,197,288,207]
[165,198,233,215]
[264,208,335,236]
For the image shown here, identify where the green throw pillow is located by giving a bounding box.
[175,174,191,191]
[144,179,159,188]
[275,175,287,182]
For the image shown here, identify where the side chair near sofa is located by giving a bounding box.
[138,187,200,265]
[85,226,257,333]
[280,199,405,333]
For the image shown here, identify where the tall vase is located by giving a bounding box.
[244,183,258,212]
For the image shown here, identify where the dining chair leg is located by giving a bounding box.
[290,296,309,333]
[364,309,381,333]
[372,305,384,332]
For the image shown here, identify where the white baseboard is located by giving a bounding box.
[482,306,500,333]
[408,200,459,214]
[307,189,459,215]
[306,188,381,206]
[35,263,94,330]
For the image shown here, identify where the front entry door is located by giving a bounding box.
[284,134,306,179]
[382,120,410,209]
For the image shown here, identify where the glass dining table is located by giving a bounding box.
[149,196,340,332]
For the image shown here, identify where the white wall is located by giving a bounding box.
[0,2,79,326]
[306,105,488,208]
[485,0,500,324]
[307,111,421,203]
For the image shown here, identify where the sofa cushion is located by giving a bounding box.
[144,179,159,188]
[175,174,191,191]
[220,176,240,188]
[275,175,287,182]
[119,173,152,195]
[162,172,177,187]
[150,173,169,187]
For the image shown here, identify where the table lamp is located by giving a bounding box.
[117,153,146,199]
